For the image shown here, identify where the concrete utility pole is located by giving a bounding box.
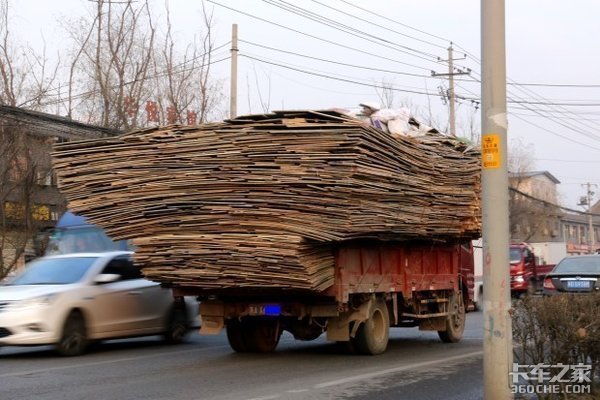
[230,24,238,119]
[481,1,513,399]
[582,183,597,253]
[431,44,470,137]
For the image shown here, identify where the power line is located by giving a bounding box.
[455,81,600,145]
[330,2,600,148]
[561,182,600,185]
[535,158,600,163]
[219,0,600,116]
[508,105,600,115]
[510,187,600,217]
[507,82,600,88]
[243,40,600,114]
[206,0,436,72]
[460,60,600,144]
[505,100,600,107]
[261,0,442,62]
[260,66,373,96]
[39,56,231,107]
[337,0,451,46]
[17,42,231,107]
[243,50,445,97]
[220,0,600,148]
[239,39,434,78]
[446,37,600,143]
[510,113,600,151]
[311,0,448,50]
[240,54,442,97]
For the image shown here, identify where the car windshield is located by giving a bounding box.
[46,227,124,255]
[510,248,522,263]
[554,257,600,274]
[5,257,98,285]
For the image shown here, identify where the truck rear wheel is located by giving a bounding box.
[438,292,465,343]
[351,299,389,355]
[245,319,281,353]
[226,319,248,352]
[226,318,281,353]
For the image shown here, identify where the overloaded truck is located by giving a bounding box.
[51,110,481,355]
[175,240,476,354]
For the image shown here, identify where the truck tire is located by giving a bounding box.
[438,292,466,343]
[245,319,281,353]
[226,319,249,353]
[226,318,281,353]
[351,299,390,355]
[163,306,189,344]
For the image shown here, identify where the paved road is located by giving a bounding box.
[0,311,483,400]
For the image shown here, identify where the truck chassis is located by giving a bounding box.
[173,240,474,355]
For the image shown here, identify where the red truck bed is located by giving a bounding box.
[324,241,472,304]
[193,240,474,355]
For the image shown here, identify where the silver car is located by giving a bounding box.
[0,251,195,356]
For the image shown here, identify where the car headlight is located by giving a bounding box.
[9,293,59,311]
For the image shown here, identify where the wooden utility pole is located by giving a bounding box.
[431,44,470,136]
[230,24,238,119]
[481,0,513,399]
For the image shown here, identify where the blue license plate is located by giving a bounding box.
[566,281,590,289]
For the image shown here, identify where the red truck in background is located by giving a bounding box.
[472,241,567,307]
[510,242,566,296]
[179,240,475,355]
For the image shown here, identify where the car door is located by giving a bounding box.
[89,256,149,337]
[116,258,173,333]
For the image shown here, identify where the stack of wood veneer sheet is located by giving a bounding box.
[52,110,481,291]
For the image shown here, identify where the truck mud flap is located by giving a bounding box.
[199,302,225,335]
[326,298,373,342]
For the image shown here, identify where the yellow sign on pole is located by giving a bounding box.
[482,134,501,169]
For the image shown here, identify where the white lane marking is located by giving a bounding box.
[285,389,309,393]
[313,350,483,389]
[0,345,230,378]
[246,396,280,400]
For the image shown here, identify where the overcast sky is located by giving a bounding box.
[10,0,600,209]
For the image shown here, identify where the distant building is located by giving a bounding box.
[509,171,563,243]
[562,200,600,255]
[508,170,600,255]
[0,105,120,271]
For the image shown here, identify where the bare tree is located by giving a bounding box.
[252,65,271,113]
[0,0,58,109]
[0,124,57,280]
[153,2,225,125]
[64,0,156,129]
[0,0,62,278]
[375,77,395,109]
[458,106,480,144]
[65,0,224,129]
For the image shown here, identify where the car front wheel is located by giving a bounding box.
[56,311,88,356]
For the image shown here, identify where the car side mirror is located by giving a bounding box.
[94,273,121,284]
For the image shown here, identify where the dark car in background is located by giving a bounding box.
[543,255,600,295]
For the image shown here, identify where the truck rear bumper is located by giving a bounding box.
[199,300,340,335]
